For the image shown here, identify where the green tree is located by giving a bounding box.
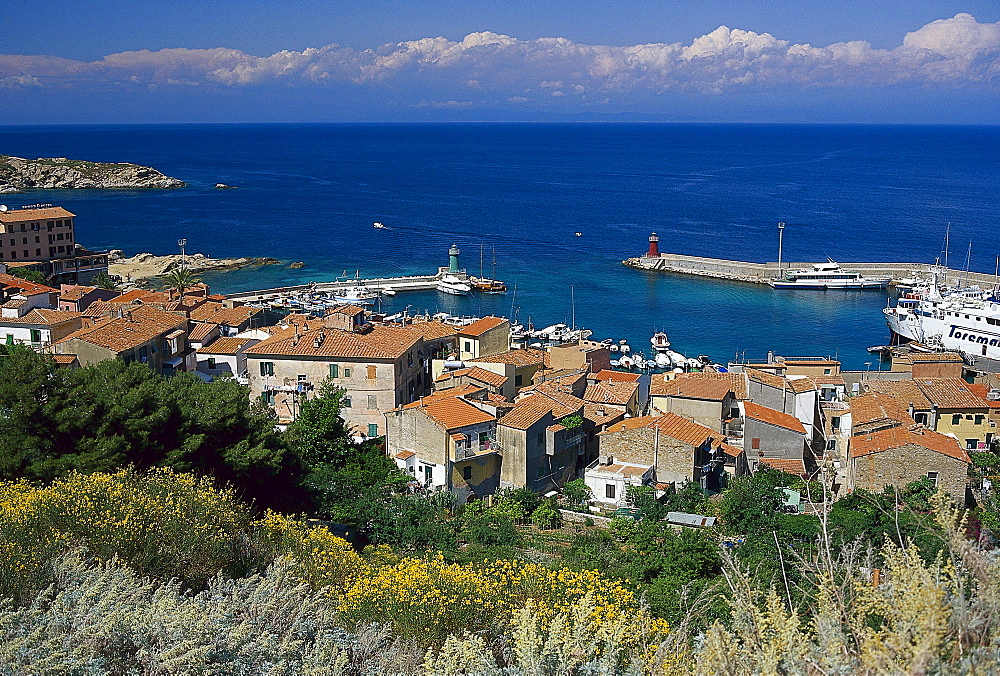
[163,267,200,303]
[719,474,785,536]
[285,379,356,467]
[562,478,591,510]
[531,498,563,530]
[9,267,47,285]
[91,271,120,291]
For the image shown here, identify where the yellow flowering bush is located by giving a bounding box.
[253,511,369,589]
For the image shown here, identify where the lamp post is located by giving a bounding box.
[177,238,187,270]
[777,222,785,279]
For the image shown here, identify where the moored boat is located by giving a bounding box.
[437,275,472,296]
[772,261,891,289]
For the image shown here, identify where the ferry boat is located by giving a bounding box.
[884,268,1000,361]
[771,261,891,290]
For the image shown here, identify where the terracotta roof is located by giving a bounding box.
[673,371,749,400]
[188,322,218,342]
[500,395,559,430]
[54,305,186,353]
[436,366,508,389]
[0,206,75,222]
[398,385,485,410]
[591,462,653,478]
[59,285,97,302]
[743,402,807,434]
[395,450,415,460]
[1,298,26,308]
[604,412,734,455]
[864,379,932,409]
[51,354,79,365]
[915,378,989,410]
[849,426,972,462]
[411,395,496,430]
[0,308,81,325]
[330,305,365,317]
[849,392,917,429]
[457,316,507,337]
[405,320,459,341]
[81,300,118,318]
[785,377,816,394]
[652,377,732,401]
[547,423,567,433]
[745,368,788,390]
[781,359,840,366]
[908,352,964,362]
[245,322,420,360]
[583,380,638,406]
[197,337,252,355]
[593,369,641,383]
[759,458,806,475]
[0,272,57,296]
[815,376,846,386]
[968,383,1000,410]
[582,402,626,427]
[189,302,260,326]
[470,348,546,368]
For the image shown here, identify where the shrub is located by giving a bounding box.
[532,499,563,530]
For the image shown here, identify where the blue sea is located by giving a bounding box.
[2,123,999,369]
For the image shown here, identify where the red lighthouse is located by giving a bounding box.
[647,232,660,258]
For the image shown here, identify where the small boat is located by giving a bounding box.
[610,359,621,368]
[650,331,671,351]
[334,284,378,304]
[373,222,387,229]
[619,340,631,355]
[619,355,635,369]
[867,345,892,354]
[381,287,397,296]
[574,232,582,237]
[654,353,672,368]
[608,343,619,353]
[437,275,472,296]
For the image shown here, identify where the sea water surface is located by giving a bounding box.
[2,123,999,369]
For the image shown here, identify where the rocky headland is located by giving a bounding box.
[0,155,186,193]
[108,251,280,284]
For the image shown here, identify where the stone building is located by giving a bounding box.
[848,426,971,504]
[385,389,503,502]
[467,348,547,397]
[195,336,260,381]
[649,377,738,433]
[434,365,509,396]
[742,401,809,475]
[456,316,509,360]
[0,308,82,348]
[496,390,585,493]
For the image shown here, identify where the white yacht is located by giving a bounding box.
[334,284,377,304]
[437,275,471,296]
[884,268,1000,361]
[772,261,891,289]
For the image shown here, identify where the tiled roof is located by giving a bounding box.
[590,462,653,478]
[582,402,626,427]
[745,368,788,390]
[399,385,485,409]
[673,371,749,400]
[785,377,816,394]
[331,305,365,317]
[652,377,732,401]
[743,402,807,434]
[54,305,186,353]
[968,383,1000,410]
[0,308,81,325]
[471,348,546,368]
[189,302,260,326]
[1,298,26,308]
[849,392,916,429]
[59,285,97,302]
[915,378,988,410]
[405,320,459,341]
[197,337,253,355]
[0,206,74,222]
[593,369,641,383]
[849,426,972,462]
[245,322,421,360]
[436,366,508,389]
[759,458,806,475]
[188,322,218,342]
[583,380,638,406]
[782,359,840,366]
[547,423,567,433]
[499,395,557,430]
[604,412,734,454]
[815,376,847,386]
[864,379,932,409]
[409,395,496,430]
[51,354,79,364]
[0,272,57,296]
[458,316,507,337]
[908,352,964,362]
[81,300,119,318]
[394,450,415,460]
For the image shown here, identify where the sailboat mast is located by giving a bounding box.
[480,244,484,279]
[491,246,497,280]
[571,286,576,331]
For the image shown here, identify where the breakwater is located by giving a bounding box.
[624,254,1000,288]
[223,267,467,302]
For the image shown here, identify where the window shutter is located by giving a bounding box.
[367,365,377,380]
[329,363,339,378]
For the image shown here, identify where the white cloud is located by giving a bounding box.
[0,14,997,102]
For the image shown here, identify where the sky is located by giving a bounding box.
[1,1,999,124]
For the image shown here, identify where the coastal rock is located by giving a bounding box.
[0,155,185,193]
[108,252,280,282]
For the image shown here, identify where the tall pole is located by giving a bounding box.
[777,222,785,279]
[177,238,187,270]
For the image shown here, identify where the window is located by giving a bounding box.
[261,391,277,405]
[462,466,472,480]
[207,358,216,369]
[478,431,488,446]
[29,329,42,343]
[975,415,985,426]
[367,395,377,410]
[329,363,339,378]
[751,438,761,450]
[823,368,831,375]
[297,374,307,382]
[826,439,837,451]
[606,484,616,499]
[408,352,413,367]
[515,374,523,387]
[537,431,544,445]
[967,439,978,450]
[342,397,352,408]
[259,361,274,377]
[35,249,40,256]
[927,471,939,487]
[464,341,472,352]
[831,416,841,432]
[915,413,928,425]
[952,414,962,426]
[368,423,379,437]
[367,365,377,380]
[343,367,351,378]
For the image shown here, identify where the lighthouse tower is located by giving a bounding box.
[647,232,660,258]
[448,244,461,273]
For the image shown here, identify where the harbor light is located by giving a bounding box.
[647,232,660,258]
[448,244,461,273]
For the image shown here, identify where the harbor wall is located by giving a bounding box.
[224,267,467,302]
[624,254,1000,287]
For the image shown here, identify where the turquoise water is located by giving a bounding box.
[2,123,998,368]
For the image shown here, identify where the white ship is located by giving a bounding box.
[884,268,1000,361]
[772,261,891,289]
[437,275,472,296]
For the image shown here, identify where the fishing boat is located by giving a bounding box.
[771,261,891,290]
[470,245,507,293]
[437,275,472,296]
[334,284,377,304]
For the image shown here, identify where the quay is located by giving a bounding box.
[625,234,1000,288]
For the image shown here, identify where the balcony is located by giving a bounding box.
[453,438,504,461]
